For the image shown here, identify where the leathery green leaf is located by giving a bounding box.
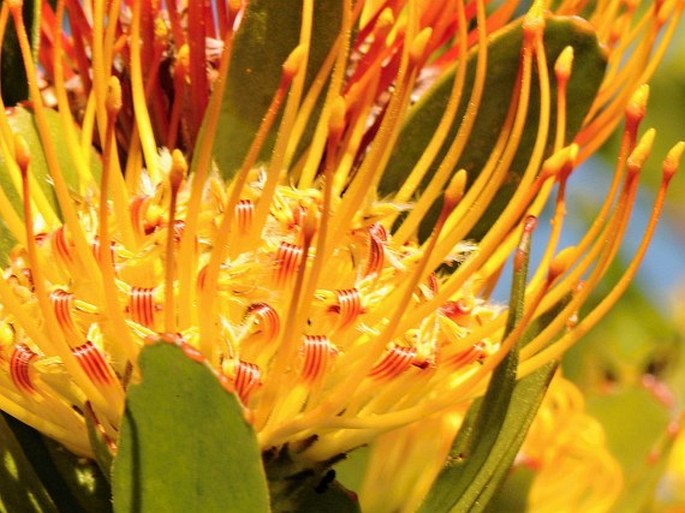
[0,0,40,106]
[419,363,557,513]
[419,218,555,513]
[0,106,102,264]
[112,342,270,513]
[0,414,58,513]
[213,0,342,179]
[380,15,607,240]
[1,413,110,513]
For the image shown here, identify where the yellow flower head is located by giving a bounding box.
[0,0,682,472]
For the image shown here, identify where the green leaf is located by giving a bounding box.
[0,0,40,106]
[419,363,557,513]
[213,0,342,179]
[482,465,536,513]
[112,342,270,513]
[380,15,607,240]
[0,106,102,264]
[419,220,557,513]
[1,413,110,513]
[0,414,58,513]
[41,437,112,513]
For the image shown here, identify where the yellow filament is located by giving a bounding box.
[199,53,291,359]
[323,173,461,419]
[102,0,122,75]
[521,132,653,361]
[330,71,381,196]
[390,0,470,214]
[579,6,679,162]
[477,175,553,282]
[90,0,133,248]
[129,0,158,175]
[17,138,118,421]
[554,47,572,150]
[526,177,570,291]
[449,16,548,246]
[390,17,539,332]
[537,120,639,312]
[52,0,95,193]
[248,0,314,250]
[0,135,59,232]
[80,91,97,160]
[0,391,90,455]
[7,2,106,300]
[520,142,677,374]
[295,0,357,188]
[598,10,650,102]
[124,134,144,195]
[265,270,552,449]
[400,28,511,248]
[328,0,421,249]
[287,37,342,183]
[255,218,316,430]
[0,7,59,227]
[592,0,623,40]
[177,24,236,329]
[164,151,186,334]
[272,114,350,422]
[97,86,138,363]
[92,0,110,141]
[0,185,24,243]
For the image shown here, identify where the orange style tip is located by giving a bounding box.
[176,44,190,71]
[170,149,188,190]
[523,2,545,39]
[657,0,674,25]
[626,128,656,175]
[106,76,123,115]
[541,144,577,179]
[6,0,23,11]
[328,96,347,137]
[554,46,574,82]
[409,28,433,66]
[548,246,576,281]
[625,84,650,125]
[378,8,395,30]
[443,169,467,209]
[13,134,31,174]
[662,141,684,182]
[154,16,168,40]
[282,45,306,82]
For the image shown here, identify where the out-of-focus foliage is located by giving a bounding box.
[555,20,685,512]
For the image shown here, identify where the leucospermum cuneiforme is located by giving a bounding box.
[0,0,682,479]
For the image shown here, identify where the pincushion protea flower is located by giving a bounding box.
[0,0,683,510]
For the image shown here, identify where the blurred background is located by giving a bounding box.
[553,22,685,512]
